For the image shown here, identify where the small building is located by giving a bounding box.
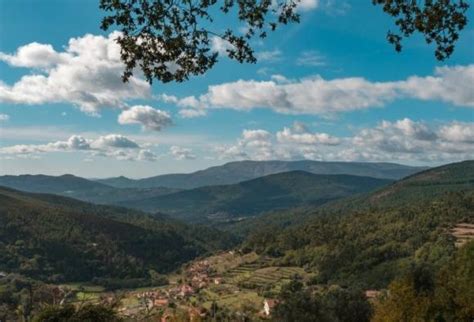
[154,298,169,307]
[263,299,279,316]
[365,290,382,299]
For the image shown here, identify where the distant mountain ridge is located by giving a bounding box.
[118,170,393,222]
[0,174,179,205]
[96,160,427,189]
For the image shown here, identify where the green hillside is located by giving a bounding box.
[119,171,392,222]
[0,187,235,286]
[241,161,474,289]
[324,160,474,211]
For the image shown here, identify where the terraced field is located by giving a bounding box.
[190,252,315,313]
[451,223,474,247]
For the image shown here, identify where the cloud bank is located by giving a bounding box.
[216,119,474,163]
[167,65,474,117]
[0,134,158,161]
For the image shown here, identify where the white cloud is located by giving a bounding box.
[0,114,9,121]
[177,76,398,116]
[179,108,207,118]
[400,65,474,107]
[217,129,275,161]
[297,0,320,12]
[216,119,474,163]
[118,105,172,131]
[210,36,234,56]
[0,133,158,161]
[138,149,159,161]
[170,146,196,160]
[169,65,474,117]
[0,32,150,115]
[90,134,140,149]
[0,42,67,68]
[296,51,326,67]
[277,122,341,145]
[439,122,474,143]
[256,50,282,63]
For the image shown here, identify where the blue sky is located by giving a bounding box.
[0,0,473,178]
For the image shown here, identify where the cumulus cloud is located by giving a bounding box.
[118,105,172,131]
[399,65,474,107]
[277,122,341,145]
[0,32,150,115]
[90,134,140,149]
[217,129,275,161]
[0,114,9,121]
[438,122,474,143]
[0,134,158,161]
[167,65,474,117]
[216,119,474,163]
[170,146,196,160]
[0,42,67,68]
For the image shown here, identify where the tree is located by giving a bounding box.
[372,242,474,322]
[273,279,327,321]
[100,0,470,84]
[32,304,121,322]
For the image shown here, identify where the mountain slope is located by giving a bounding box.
[0,174,179,205]
[331,160,474,210]
[242,160,474,288]
[119,171,392,221]
[0,187,234,284]
[0,174,110,193]
[97,160,425,189]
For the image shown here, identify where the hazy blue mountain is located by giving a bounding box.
[118,171,393,222]
[96,160,426,189]
[0,174,178,205]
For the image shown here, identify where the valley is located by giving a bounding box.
[1,160,473,321]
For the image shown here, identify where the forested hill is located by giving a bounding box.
[241,161,474,289]
[97,160,425,189]
[327,160,474,211]
[0,187,235,286]
[116,171,393,221]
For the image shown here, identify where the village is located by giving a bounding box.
[113,251,292,320]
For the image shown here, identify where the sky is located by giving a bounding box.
[0,0,473,178]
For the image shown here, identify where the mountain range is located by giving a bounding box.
[0,160,472,292]
[95,160,426,189]
[118,171,393,222]
[0,174,179,205]
[0,161,424,220]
